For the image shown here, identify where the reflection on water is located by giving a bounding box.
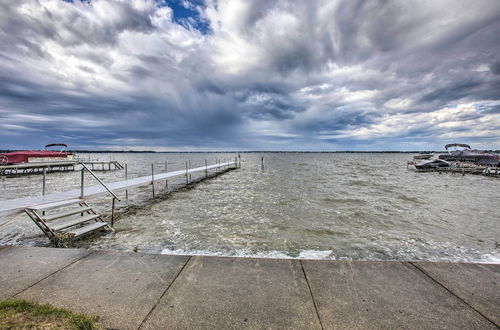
[1,152,499,262]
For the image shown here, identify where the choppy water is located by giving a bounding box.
[1,152,499,262]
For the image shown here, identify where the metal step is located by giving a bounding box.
[50,214,102,231]
[43,207,93,221]
[68,222,108,238]
[28,199,83,212]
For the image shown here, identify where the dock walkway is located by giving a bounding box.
[0,161,235,217]
[0,160,123,176]
[0,246,498,329]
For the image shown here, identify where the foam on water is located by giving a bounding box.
[160,248,339,260]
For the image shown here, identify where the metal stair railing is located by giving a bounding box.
[79,162,121,226]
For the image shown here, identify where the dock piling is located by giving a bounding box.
[125,164,128,200]
[80,168,84,198]
[165,161,168,188]
[111,197,116,227]
[151,164,155,198]
[42,168,46,196]
[42,168,47,216]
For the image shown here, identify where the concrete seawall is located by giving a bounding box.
[0,245,498,329]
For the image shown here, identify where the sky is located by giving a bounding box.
[0,0,499,151]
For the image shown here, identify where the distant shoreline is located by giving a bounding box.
[0,149,458,154]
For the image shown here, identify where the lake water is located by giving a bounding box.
[1,152,499,262]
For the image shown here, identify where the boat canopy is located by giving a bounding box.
[444,143,471,150]
[44,143,68,152]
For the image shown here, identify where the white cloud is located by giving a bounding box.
[0,0,499,150]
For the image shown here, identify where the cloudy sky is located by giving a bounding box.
[1,0,499,151]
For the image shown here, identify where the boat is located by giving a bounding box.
[438,143,500,166]
[0,144,74,165]
[414,158,450,170]
[413,153,433,160]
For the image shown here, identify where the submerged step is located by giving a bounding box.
[51,214,102,231]
[68,222,108,238]
[43,207,92,222]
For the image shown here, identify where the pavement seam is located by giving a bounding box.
[137,255,193,330]
[12,250,94,298]
[409,262,499,329]
[299,260,324,330]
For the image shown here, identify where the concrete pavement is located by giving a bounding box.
[0,246,498,329]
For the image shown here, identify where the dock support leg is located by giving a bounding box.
[165,161,168,188]
[125,164,128,200]
[185,161,189,184]
[42,168,46,196]
[42,168,47,216]
[151,164,155,198]
[111,197,116,227]
[80,168,85,198]
[205,159,208,178]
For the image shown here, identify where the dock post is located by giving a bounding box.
[111,197,115,227]
[125,164,128,200]
[42,168,47,216]
[151,164,155,198]
[165,160,168,188]
[261,156,264,170]
[80,168,84,198]
[238,153,241,168]
[42,168,46,196]
[205,159,208,177]
[188,160,191,182]
[185,161,189,184]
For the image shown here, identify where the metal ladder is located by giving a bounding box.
[24,199,113,247]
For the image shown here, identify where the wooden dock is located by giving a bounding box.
[0,161,236,217]
[0,161,77,176]
[0,160,123,176]
[414,166,500,176]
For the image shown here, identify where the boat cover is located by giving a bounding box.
[1,151,73,164]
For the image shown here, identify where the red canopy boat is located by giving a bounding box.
[0,144,74,165]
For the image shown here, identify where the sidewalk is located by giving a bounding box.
[0,246,498,329]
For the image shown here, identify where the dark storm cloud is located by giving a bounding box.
[0,0,499,151]
[419,80,483,104]
[491,60,500,75]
